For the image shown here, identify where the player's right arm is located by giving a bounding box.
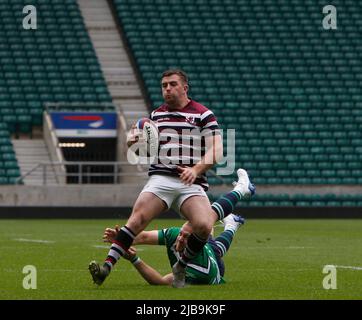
[126,124,143,148]
[132,260,173,285]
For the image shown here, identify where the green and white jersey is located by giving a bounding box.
[158,227,225,285]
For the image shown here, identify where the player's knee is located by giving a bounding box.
[192,219,213,238]
[128,209,149,234]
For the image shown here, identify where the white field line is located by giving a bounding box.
[334,265,362,271]
[287,246,315,249]
[92,245,112,249]
[13,238,55,244]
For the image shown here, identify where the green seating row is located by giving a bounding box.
[0,0,112,184]
[113,0,362,197]
[0,0,111,130]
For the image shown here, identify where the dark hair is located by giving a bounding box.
[161,69,188,84]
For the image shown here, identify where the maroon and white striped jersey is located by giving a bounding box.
[149,99,220,191]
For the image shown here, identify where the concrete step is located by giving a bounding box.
[86,26,115,32]
[121,103,149,111]
[15,155,49,161]
[92,41,124,49]
[119,110,149,115]
[16,151,48,155]
[12,142,46,147]
[89,29,119,34]
[14,151,49,157]
[83,16,116,22]
[115,98,147,106]
[101,61,133,68]
[22,169,57,174]
[77,0,149,181]
[103,71,134,79]
[17,163,54,167]
[103,70,136,78]
[80,7,110,13]
[15,155,49,159]
[18,165,51,170]
[102,66,134,74]
[89,33,121,41]
[95,47,130,56]
[23,180,59,186]
[13,138,58,185]
[109,89,142,98]
[78,0,107,7]
[23,176,58,181]
[106,78,138,85]
[85,21,116,28]
[97,57,130,64]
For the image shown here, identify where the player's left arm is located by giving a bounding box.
[133,260,174,285]
[195,133,223,172]
[179,134,223,185]
[103,226,159,245]
[123,246,173,285]
[123,247,173,285]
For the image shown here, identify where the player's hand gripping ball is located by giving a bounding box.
[128,118,159,158]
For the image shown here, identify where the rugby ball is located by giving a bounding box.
[134,118,159,158]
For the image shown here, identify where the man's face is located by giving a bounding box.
[175,229,190,252]
[161,74,188,106]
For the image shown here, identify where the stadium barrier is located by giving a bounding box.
[15,161,148,185]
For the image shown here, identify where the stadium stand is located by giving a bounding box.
[0,0,361,213]
[0,0,112,183]
[111,0,362,206]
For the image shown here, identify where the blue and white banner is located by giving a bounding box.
[50,112,117,137]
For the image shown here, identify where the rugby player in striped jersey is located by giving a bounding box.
[89,69,255,288]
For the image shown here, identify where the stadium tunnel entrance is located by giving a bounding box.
[59,137,117,184]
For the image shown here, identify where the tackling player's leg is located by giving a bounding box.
[215,213,245,258]
[211,168,255,221]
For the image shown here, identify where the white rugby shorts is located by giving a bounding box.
[140,174,208,215]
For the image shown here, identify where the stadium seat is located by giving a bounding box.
[0,0,112,184]
[110,0,362,206]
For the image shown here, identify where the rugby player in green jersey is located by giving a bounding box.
[102,213,244,285]
[90,168,255,286]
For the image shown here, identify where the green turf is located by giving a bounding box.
[0,219,361,300]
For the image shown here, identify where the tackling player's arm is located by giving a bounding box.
[124,246,173,285]
[133,230,159,245]
[103,226,159,245]
[132,261,173,285]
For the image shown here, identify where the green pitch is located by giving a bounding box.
[0,218,361,300]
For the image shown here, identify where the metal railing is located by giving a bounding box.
[15,161,148,185]
[15,161,226,186]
